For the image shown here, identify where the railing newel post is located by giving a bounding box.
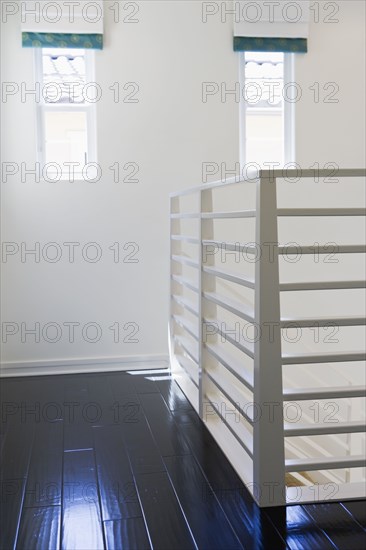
[253,172,286,507]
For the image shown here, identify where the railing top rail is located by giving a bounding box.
[260,168,366,178]
[169,172,258,198]
[170,168,366,199]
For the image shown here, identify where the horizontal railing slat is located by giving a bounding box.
[204,342,254,390]
[174,353,199,388]
[171,294,199,316]
[203,266,255,289]
[171,255,199,268]
[285,420,366,436]
[172,315,199,341]
[277,208,366,217]
[171,274,199,293]
[173,335,199,364]
[284,385,366,400]
[171,235,200,244]
[282,350,366,364]
[280,316,366,328]
[205,369,254,425]
[279,244,366,255]
[203,292,255,323]
[203,318,255,360]
[170,212,200,219]
[280,281,366,291]
[202,240,257,255]
[204,393,254,457]
[201,210,256,219]
[285,455,366,472]
[202,242,366,256]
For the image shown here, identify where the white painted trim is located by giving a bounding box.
[239,52,246,169]
[284,53,296,164]
[0,354,169,378]
[85,50,98,165]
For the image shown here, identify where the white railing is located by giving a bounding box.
[169,168,366,507]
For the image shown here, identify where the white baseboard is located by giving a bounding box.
[0,354,170,378]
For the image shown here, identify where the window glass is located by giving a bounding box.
[42,48,87,104]
[36,48,96,180]
[244,52,285,167]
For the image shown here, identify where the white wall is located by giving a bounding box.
[1,1,365,370]
[296,0,366,168]
[0,1,239,368]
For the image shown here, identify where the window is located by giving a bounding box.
[241,52,295,167]
[35,48,97,180]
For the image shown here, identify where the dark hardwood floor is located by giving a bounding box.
[0,370,365,550]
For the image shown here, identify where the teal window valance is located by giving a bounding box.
[22,32,103,50]
[234,37,307,53]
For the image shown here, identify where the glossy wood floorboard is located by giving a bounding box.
[1,371,365,550]
[62,450,104,550]
[103,518,150,550]
[16,506,61,550]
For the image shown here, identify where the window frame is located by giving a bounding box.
[34,48,98,180]
[239,52,295,168]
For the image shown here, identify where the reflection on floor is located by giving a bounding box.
[1,370,365,549]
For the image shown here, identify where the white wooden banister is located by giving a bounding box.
[169,168,366,507]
